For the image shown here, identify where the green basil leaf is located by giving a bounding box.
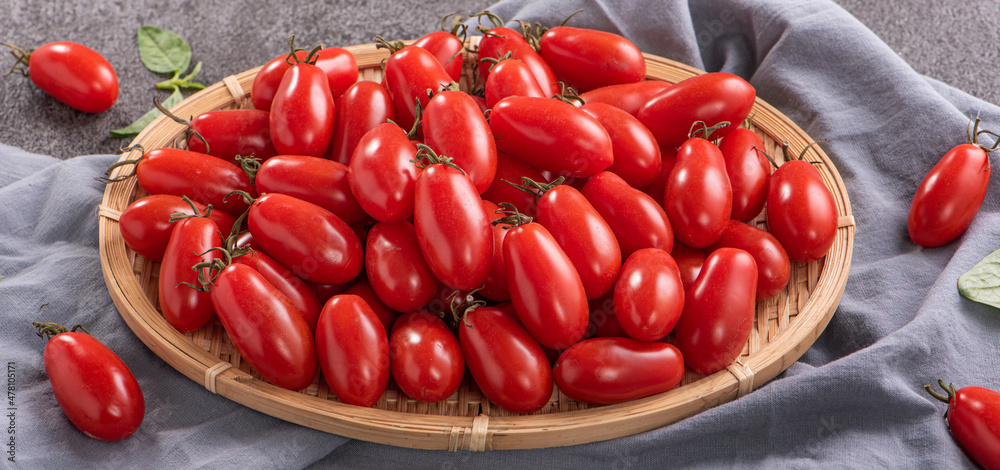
[958,247,1000,309]
[109,88,184,138]
[137,26,191,74]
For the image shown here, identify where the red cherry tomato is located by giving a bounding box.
[210,263,318,391]
[458,305,553,413]
[709,220,790,301]
[422,89,497,193]
[480,200,512,302]
[719,127,770,222]
[251,47,358,111]
[581,171,673,259]
[489,96,613,178]
[158,217,221,333]
[232,248,322,332]
[413,158,493,291]
[484,57,547,109]
[477,26,559,98]
[135,148,256,217]
[343,279,400,336]
[908,141,992,247]
[480,151,548,218]
[578,81,671,117]
[614,248,684,342]
[328,81,395,165]
[246,193,363,285]
[503,220,588,350]
[316,294,389,407]
[675,247,757,375]
[534,183,621,300]
[925,380,1000,469]
[119,194,235,263]
[412,29,466,83]
[269,62,335,157]
[6,41,118,113]
[365,220,440,313]
[187,109,278,163]
[348,123,419,223]
[389,310,465,403]
[254,154,368,225]
[637,72,756,149]
[35,323,143,441]
[581,101,662,188]
[670,241,706,290]
[382,44,454,132]
[539,26,646,93]
[766,159,838,262]
[553,337,684,405]
[665,138,733,248]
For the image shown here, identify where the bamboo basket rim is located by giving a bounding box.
[97,39,855,451]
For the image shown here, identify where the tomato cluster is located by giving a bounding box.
[113,16,840,413]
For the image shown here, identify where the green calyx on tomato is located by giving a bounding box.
[490,202,534,230]
[34,322,90,340]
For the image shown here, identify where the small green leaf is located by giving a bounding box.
[137,26,192,74]
[109,88,184,138]
[958,247,1000,309]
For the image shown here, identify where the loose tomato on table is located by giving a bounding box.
[637,72,756,149]
[925,380,1000,470]
[765,144,838,263]
[316,294,389,407]
[118,194,235,263]
[553,337,684,405]
[389,310,465,403]
[3,41,118,113]
[907,120,997,247]
[252,154,368,225]
[539,25,646,93]
[328,80,395,165]
[581,171,673,259]
[665,137,733,248]
[614,248,684,342]
[34,322,143,441]
[158,216,221,333]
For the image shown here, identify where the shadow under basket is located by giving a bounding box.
[97,38,855,451]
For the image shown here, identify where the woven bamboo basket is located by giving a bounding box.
[97,38,855,451]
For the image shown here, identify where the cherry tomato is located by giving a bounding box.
[578,81,671,117]
[709,220,790,301]
[389,310,464,403]
[210,263,318,391]
[477,26,559,98]
[119,194,235,263]
[412,29,466,83]
[232,248,322,332]
[925,380,1000,469]
[158,217,221,333]
[637,72,756,149]
[480,200,512,302]
[553,337,684,405]
[35,322,143,441]
[316,294,389,407]
[135,148,256,217]
[422,89,497,193]
[458,305,553,413]
[382,44,454,132]
[674,247,757,375]
[365,220,440,313]
[489,96,613,178]
[766,159,838,262]
[534,182,621,300]
[614,248,684,342]
[413,156,493,291]
[503,220,588,350]
[483,57,547,109]
[539,26,645,93]
[328,80,395,165]
[343,279,400,336]
[254,154,367,225]
[186,109,278,162]
[251,47,358,111]
[5,41,118,113]
[581,101,662,188]
[581,171,673,259]
[246,193,363,285]
[665,138,733,248]
[908,142,992,247]
[480,151,548,218]
[348,123,419,223]
[270,61,335,157]
[719,127,770,222]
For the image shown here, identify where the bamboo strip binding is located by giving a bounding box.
[96,38,855,451]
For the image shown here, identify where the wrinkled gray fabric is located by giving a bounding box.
[2,0,999,468]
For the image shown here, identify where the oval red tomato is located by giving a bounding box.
[328,80,395,165]
[316,294,390,407]
[925,380,1000,469]
[553,337,684,405]
[665,138,733,248]
[709,220,790,301]
[255,154,368,225]
[483,57,547,109]
[477,26,559,98]
[908,143,991,247]
[614,248,684,342]
[382,44,454,132]
[389,310,464,403]
[187,109,278,163]
[580,101,662,188]
[581,171,673,259]
[269,62,335,157]
[251,47,358,111]
[365,220,440,313]
[539,26,646,93]
[348,122,419,223]
[119,194,234,263]
[158,216,221,333]
[421,89,497,193]
[232,248,323,332]
[135,148,256,217]
[412,29,466,83]
[637,72,755,149]
[766,159,838,262]
[11,41,118,113]
[36,323,143,441]
[718,127,770,222]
